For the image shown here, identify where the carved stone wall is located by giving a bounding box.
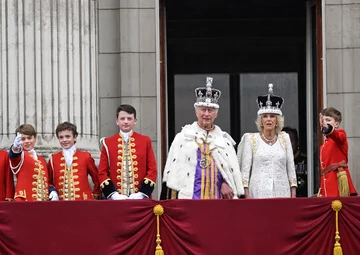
[0,0,99,158]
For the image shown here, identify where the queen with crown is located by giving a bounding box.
[237,84,297,198]
[161,77,244,200]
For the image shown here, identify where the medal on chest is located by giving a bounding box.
[200,158,208,168]
[196,137,215,169]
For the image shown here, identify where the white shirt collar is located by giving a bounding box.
[62,145,76,168]
[120,130,133,142]
[27,149,38,161]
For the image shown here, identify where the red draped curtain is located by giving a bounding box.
[0,197,359,255]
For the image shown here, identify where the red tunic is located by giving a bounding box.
[319,129,357,197]
[48,150,101,200]
[0,150,14,200]
[98,132,157,195]
[10,152,50,201]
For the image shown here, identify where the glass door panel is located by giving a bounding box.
[239,73,299,136]
[173,74,230,134]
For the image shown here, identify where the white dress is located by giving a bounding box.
[239,132,297,198]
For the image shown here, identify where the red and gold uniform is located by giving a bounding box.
[98,132,157,198]
[319,128,357,197]
[0,150,14,200]
[9,150,50,201]
[48,150,101,200]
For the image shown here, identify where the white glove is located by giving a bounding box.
[49,191,59,201]
[12,133,23,152]
[109,192,128,200]
[128,192,147,200]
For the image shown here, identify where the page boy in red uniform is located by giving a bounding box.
[98,104,157,200]
[318,107,357,197]
[48,122,101,200]
[0,150,14,200]
[9,124,58,201]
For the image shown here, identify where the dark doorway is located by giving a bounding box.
[164,0,313,196]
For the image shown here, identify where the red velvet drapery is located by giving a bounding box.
[0,197,359,255]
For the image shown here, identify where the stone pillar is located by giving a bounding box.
[325,0,360,189]
[0,0,99,158]
[98,0,159,197]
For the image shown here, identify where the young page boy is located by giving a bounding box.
[9,124,58,201]
[318,107,357,197]
[98,104,157,200]
[0,150,14,200]
[48,122,101,200]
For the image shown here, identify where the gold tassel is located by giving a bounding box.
[331,200,343,255]
[153,204,165,255]
[337,171,350,196]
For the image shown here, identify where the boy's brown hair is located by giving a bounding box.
[55,122,79,138]
[116,104,137,119]
[321,107,342,123]
[15,124,37,137]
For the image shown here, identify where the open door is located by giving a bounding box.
[161,0,324,197]
[159,0,168,173]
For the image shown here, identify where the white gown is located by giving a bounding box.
[239,132,297,198]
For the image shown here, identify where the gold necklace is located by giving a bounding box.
[261,133,277,145]
[195,138,215,168]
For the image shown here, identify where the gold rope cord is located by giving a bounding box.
[331,200,343,255]
[153,204,165,255]
[204,145,210,199]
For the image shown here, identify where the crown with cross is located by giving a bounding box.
[256,83,284,116]
[194,77,222,109]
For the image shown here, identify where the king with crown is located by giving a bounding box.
[161,77,244,199]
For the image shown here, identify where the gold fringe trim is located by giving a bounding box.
[331,200,343,255]
[337,171,350,196]
[153,204,165,255]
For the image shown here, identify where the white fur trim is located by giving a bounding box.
[257,108,282,116]
[194,102,219,109]
[164,122,244,198]
[223,132,236,146]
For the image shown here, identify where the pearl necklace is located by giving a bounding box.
[261,133,277,145]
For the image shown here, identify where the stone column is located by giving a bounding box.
[0,0,99,158]
[325,0,360,189]
[97,0,159,197]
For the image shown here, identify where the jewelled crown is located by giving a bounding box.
[194,77,222,109]
[256,83,284,116]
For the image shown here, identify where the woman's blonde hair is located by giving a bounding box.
[255,114,284,134]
